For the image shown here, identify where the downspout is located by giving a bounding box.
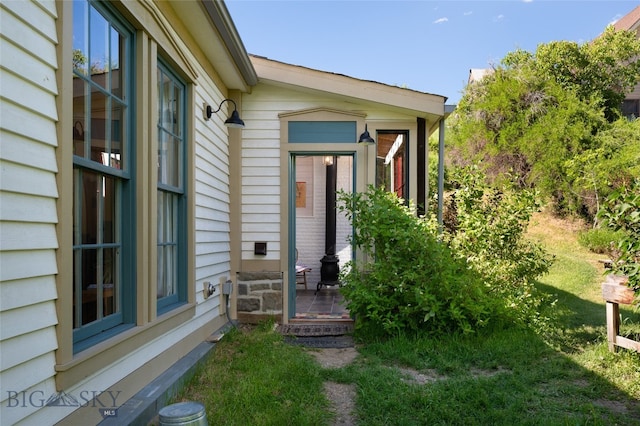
[438,117,445,232]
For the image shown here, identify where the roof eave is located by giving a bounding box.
[250,55,447,119]
[170,1,257,91]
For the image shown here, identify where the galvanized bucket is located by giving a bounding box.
[158,401,208,426]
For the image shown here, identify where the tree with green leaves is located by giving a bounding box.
[449,26,640,219]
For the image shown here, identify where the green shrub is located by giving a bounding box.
[598,179,640,295]
[337,186,506,337]
[577,228,625,254]
[442,167,555,330]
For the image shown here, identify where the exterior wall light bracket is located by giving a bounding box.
[204,99,245,128]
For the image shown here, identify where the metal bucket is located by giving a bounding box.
[158,401,207,426]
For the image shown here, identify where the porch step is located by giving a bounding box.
[278,322,354,337]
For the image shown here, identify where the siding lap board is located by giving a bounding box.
[0,0,60,419]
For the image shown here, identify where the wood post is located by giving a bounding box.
[605,301,620,352]
[602,275,639,353]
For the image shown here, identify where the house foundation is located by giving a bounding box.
[236,271,283,324]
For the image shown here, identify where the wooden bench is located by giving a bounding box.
[296,264,311,290]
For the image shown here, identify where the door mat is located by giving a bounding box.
[278,323,354,337]
[284,335,355,349]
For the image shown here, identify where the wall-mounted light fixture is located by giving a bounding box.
[322,156,334,166]
[358,124,375,145]
[204,99,245,128]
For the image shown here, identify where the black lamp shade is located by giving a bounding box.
[224,109,245,128]
[358,124,375,144]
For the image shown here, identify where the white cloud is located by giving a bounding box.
[464,11,472,16]
[433,17,448,24]
[494,14,504,22]
[522,0,533,3]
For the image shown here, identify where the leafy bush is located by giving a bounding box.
[442,167,555,329]
[598,179,640,295]
[577,228,625,254]
[337,186,505,337]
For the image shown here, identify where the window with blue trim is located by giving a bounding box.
[156,61,187,312]
[72,0,135,351]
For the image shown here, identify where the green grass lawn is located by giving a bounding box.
[175,210,640,425]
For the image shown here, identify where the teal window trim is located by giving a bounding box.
[156,59,187,314]
[72,0,136,353]
[288,121,357,143]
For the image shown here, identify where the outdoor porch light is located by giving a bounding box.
[358,124,375,144]
[205,99,245,128]
[323,155,334,166]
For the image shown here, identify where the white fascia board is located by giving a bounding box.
[171,1,257,91]
[251,56,446,118]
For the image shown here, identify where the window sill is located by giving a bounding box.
[55,303,195,390]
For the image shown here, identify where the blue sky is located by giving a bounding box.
[226,0,639,104]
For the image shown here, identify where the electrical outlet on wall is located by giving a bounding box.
[203,281,215,299]
[222,279,233,295]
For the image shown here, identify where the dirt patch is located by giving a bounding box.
[469,366,511,378]
[593,398,630,415]
[306,347,359,369]
[395,365,510,385]
[306,347,359,425]
[324,382,357,426]
[397,367,446,384]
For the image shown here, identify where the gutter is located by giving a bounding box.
[201,0,258,87]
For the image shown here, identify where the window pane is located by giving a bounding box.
[157,246,165,298]
[103,175,117,243]
[158,71,173,129]
[89,6,109,88]
[73,169,121,327]
[80,170,99,244]
[157,191,178,300]
[173,84,181,136]
[73,81,88,156]
[158,132,180,187]
[376,132,408,199]
[72,0,88,75]
[110,26,123,98]
[103,247,117,316]
[80,248,98,325]
[90,90,108,163]
[111,99,124,169]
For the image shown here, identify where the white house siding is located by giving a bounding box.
[239,92,282,261]
[0,1,61,424]
[240,83,417,267]
[1,0,240,423]
[194,85,233,303]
